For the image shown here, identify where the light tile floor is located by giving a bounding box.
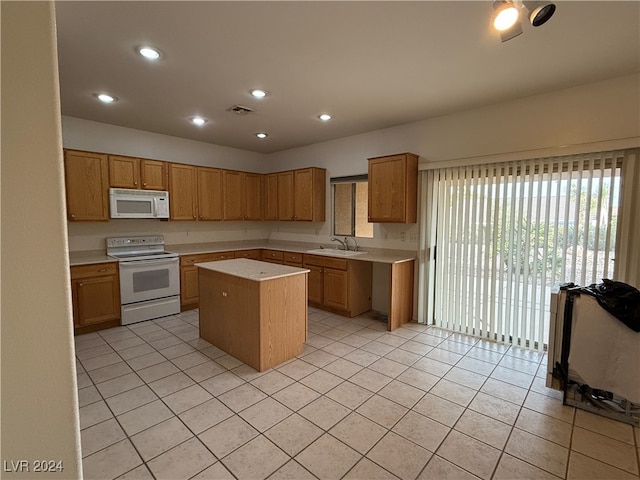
[75,308,640,480]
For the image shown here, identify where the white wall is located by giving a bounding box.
[1,2,81,477]
[270,74,640,169]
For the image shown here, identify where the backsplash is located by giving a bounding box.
[67,220,270,252]
[67,219,419,253]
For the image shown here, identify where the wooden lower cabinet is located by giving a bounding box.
[306,265,324,304]
[177,249,383,320]
[180,251,234,310]
[71,262,120,334]
[303,254,372,317]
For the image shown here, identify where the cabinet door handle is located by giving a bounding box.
[143,182,147,186]
[134,182,138,186]
[98,268,108,272]
[79,283,84,287]
[193,215,196,219]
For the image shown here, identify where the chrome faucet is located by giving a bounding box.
[330,237,348,250]
[346,236,359,252]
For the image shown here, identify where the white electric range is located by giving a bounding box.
[107,235,180,325]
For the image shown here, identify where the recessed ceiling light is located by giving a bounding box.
[190,116,208,126]
[250,89,268,98]
[94,93,117,103]
[138,46,162,60]
[318,113,332,121]
[256,132,268,139]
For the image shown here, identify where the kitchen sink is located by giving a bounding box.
[306,248,368,257]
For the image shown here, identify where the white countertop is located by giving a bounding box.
[196,258,310,281]
[70,241,416,266]
[69,250,116,266]
[167,241,415,265]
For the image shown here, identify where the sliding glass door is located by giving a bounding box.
[422,152,624,351]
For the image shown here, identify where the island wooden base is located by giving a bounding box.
[198,267,307,371]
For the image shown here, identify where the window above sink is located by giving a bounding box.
[331,175,373,239]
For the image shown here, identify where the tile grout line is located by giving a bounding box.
[75,310,639,480]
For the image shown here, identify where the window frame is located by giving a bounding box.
[330,174,372,238]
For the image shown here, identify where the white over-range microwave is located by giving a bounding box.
[109,188,170,219]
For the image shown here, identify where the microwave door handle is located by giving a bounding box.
[119,258,178,268]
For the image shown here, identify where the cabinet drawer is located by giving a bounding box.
[262,250,284,261]
[181,254,209,266]
[235,250,260,260]
[283,252,303,264]
[303,254,325,267]
[71,262,117,279]
[234,249,261,260]
[180,253,220,265]
[211,251,234,261]
[323,257,348,270]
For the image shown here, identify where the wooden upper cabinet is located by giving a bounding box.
[109,155,140,188]
[273,168,325,222]
[264,173,279,221]
[223,170,263,221]
[223,170,244,220]
[244,173,263,221]
[141,159,168,190]
[368,153,418,223]
[64,149,110,221]
[168,163,197,220]
[277,171,295,220]
[109,155,167,190]
[197,167,223,221]
[294,167,326,222]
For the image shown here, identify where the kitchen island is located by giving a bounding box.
[197,258,309,371]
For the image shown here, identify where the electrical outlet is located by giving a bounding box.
[400,232,406,242]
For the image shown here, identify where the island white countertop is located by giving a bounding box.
[196,258,310,282]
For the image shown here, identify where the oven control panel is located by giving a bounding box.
[107,235,165,249]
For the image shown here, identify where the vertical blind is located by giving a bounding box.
[425,152,624,350]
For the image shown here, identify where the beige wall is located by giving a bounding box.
[1,2,81,478]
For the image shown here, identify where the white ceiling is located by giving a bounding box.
[55,1,640,154]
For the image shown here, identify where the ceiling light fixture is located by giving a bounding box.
[190,116,208,126]
[491,0,555,42]
[94,93,117,103]
[318,114,332,121]
[524,0,556,27]
[250,89,268,98]
[256,132,268,139]
[138,46,162,60]
[492,1,522,41]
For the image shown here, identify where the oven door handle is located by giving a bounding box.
[119,257,179,269]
